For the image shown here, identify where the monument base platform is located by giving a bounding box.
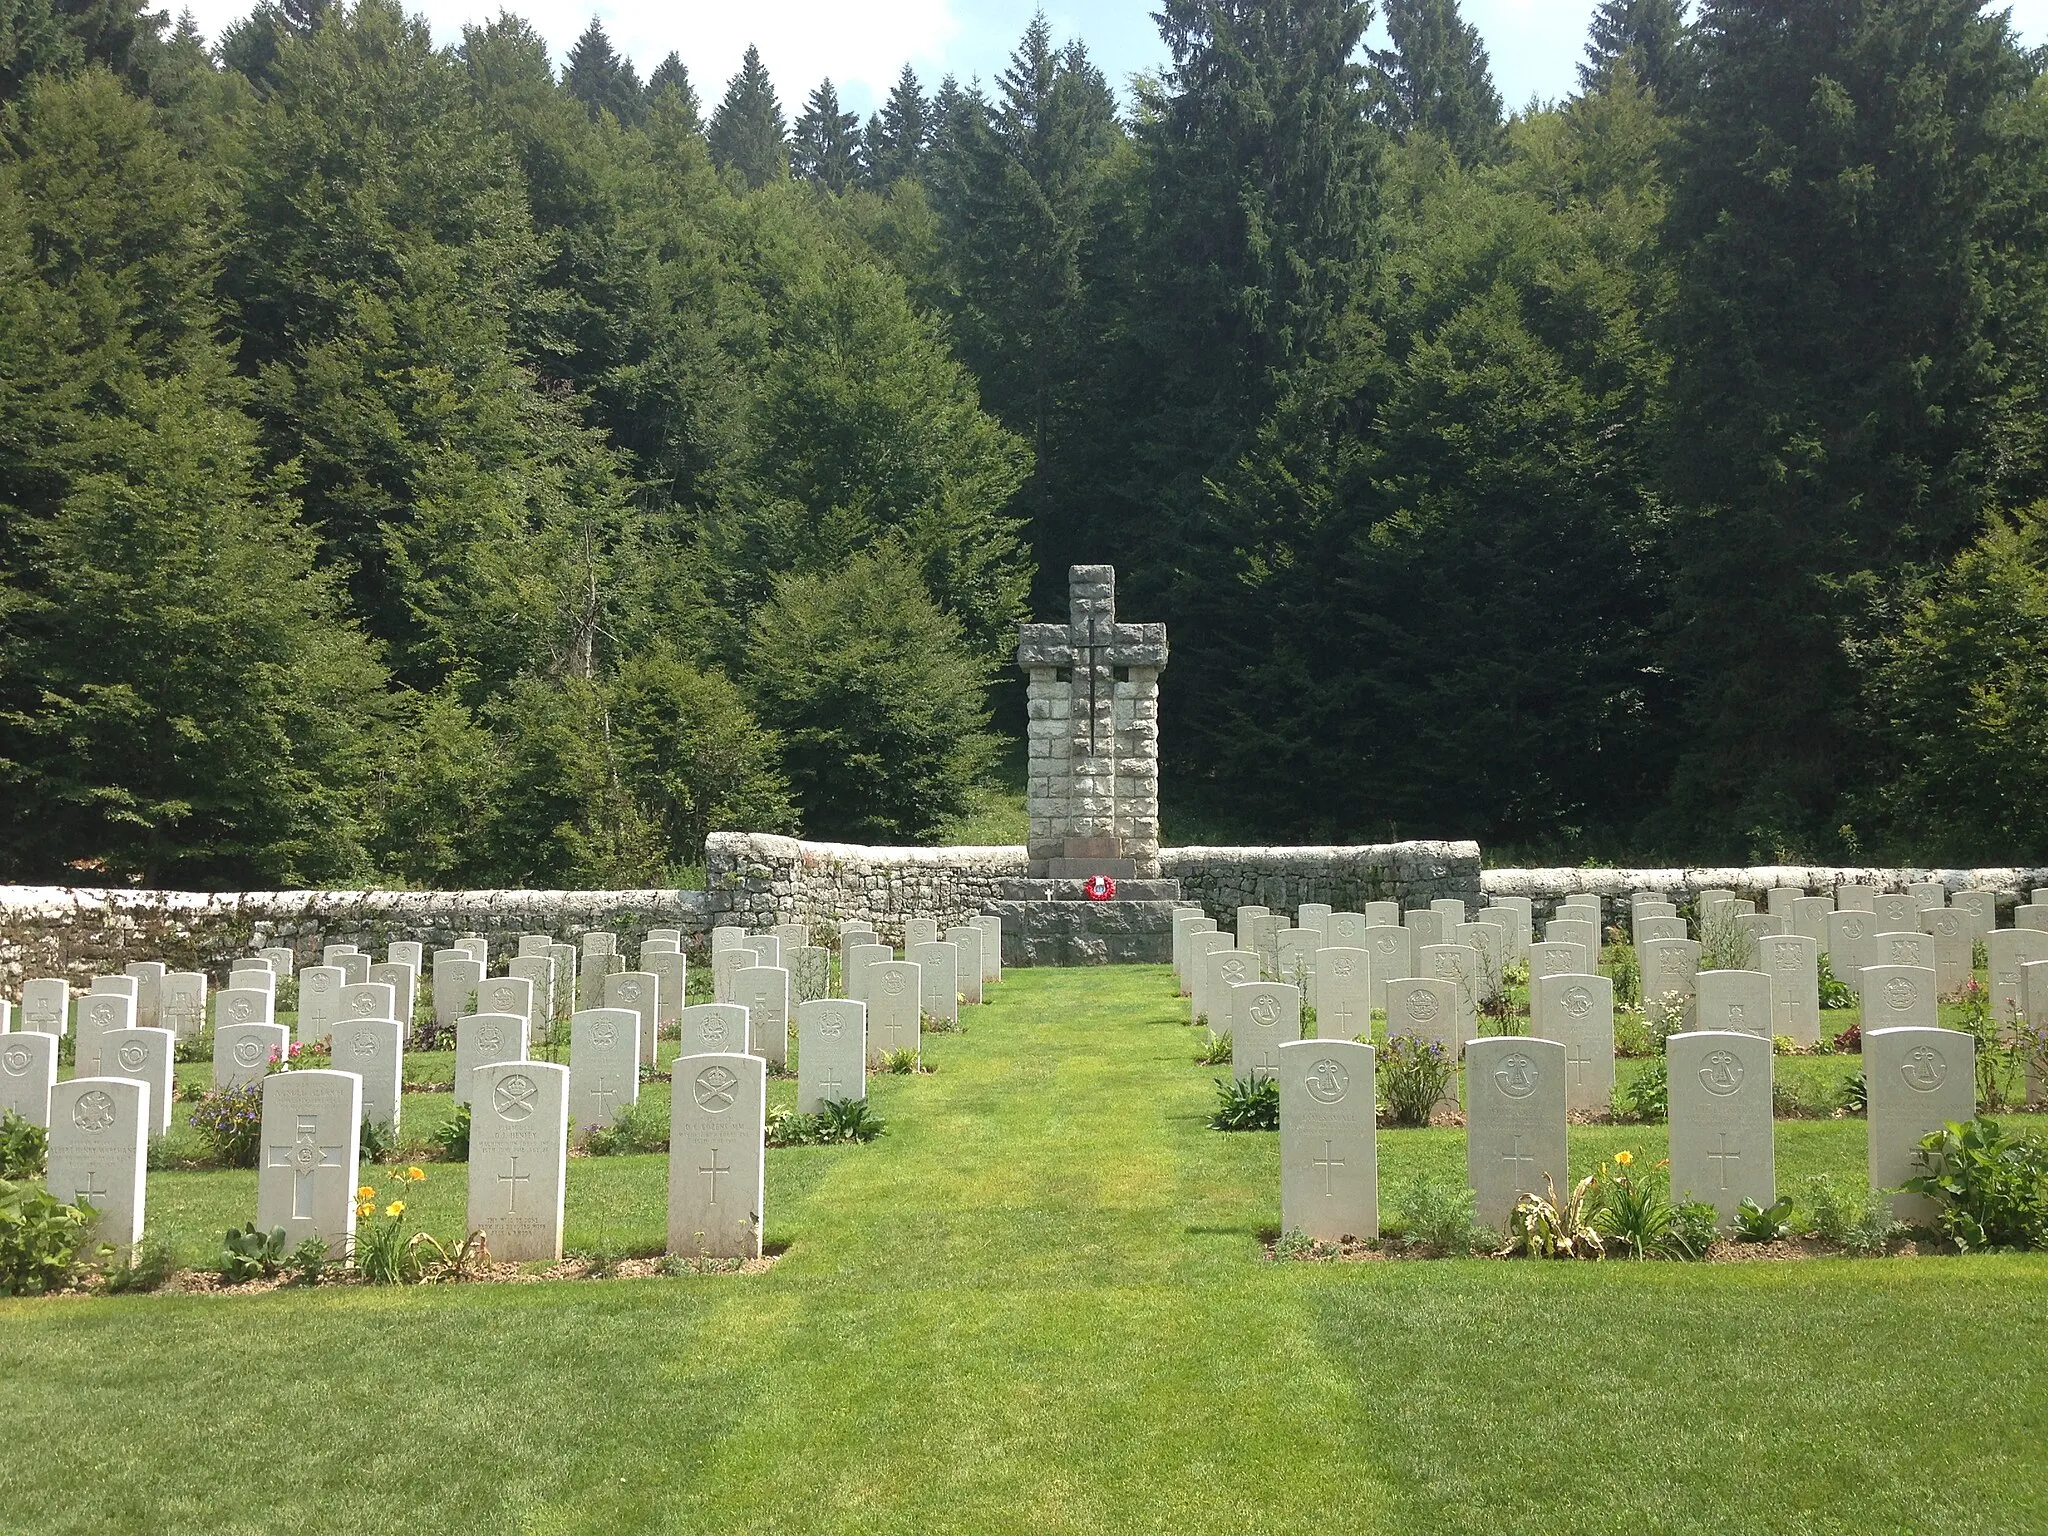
[985,898,1197,967]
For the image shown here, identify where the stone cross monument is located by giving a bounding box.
[1016,565,1168,878]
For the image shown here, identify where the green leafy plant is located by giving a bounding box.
[586,1097,668,1156]
[1734,1196,1795,1243]
[189,1081,265,1168]
[0,1110,48,1181]
[1194,1031,1233,1066]
[172,1025,216,1065]
[103,1237,178,1293]
[1816,952,1856,1010]
[1903,1118,2048,1251]
[1615,1056,1668,1122]
[1643,989,1689,1045]
[1588,1151,1672,1258]
[1378,1032,1453,1128]
[1389,1174,1489,1256]
[432,1102,472,1162]
[1272,1228,1339,1261]
[288,1237,332,1285]
[1666,1201,1722,1260]
[1612,1011,1655,1058]
[1209,1074,1280,1131]
[1840,1071,1868,1115]
[218,1222,288,1283]
[1802,1175,1903,1256]
[1501,1174,1605,1260]
[1608,943,1641,1009]
[816,1097,885,1143]
[352,1166,433,1284]
[0,1180,100,1296]
[1698,902,1750,971]
[882,1048,919,1075]
[766,1107,822,1147]
[359,1116,398,1165]
[922,1011,964,1035]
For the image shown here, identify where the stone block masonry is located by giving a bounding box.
[1481,865,2048,928]
[0,836,1482,979]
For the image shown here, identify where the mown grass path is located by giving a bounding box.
[4,966,2046,1534]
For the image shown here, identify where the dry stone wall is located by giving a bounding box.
[0,834,1482,984]
[1161,842,1482,918]
[1482,865,2048,926]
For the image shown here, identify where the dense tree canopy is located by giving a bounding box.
[5,0,2048,884]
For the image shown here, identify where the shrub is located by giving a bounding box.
[104,1237,177,1293]
[1817,952,1857,1011]
[1608,943,1641,1009]
[219,1223,287,1283]
[0,1110,48,1181]
[1903,1118,2048,1251]
[287,1237,331,1285]
[765,1107,822,1147]
[431,1103,471,1162]
[1802,1175,1903,1256]
[1667,1200,1722,1260]
[1613,1011,1655,1058]
[0,1179,100,1295]
[1273,1229,1339,1261]
[1615,1056,1668,1122]
[1209,1074,1279,1131]
[816,1097,885,1143]
[586,1097,668,1156]
[1194,1032,1232,1066]
[1697,902,1750,971]
[1588,1150,1708,1260]
[1840,1071,1868,1114]
[1378,1033,1453,1128]
[189,1081,265,1168]
[1389,1174,1489,1256]
[881,1047,918,1075]
[359,1116,398,1164]
[1643,990,1689,1044]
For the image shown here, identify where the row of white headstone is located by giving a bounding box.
[4,915,1008,1263]
[1271,1023,1979,1241]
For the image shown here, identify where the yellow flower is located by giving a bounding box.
[358,1184,375,1199]
[1614,1150,1634,1167]
[385,1200,405,1218]
[356,1203,374,1219]
[406,1166,425,1182]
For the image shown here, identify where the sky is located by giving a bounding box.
[176,0,2048,119]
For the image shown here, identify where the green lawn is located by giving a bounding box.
[6,966,2047,1534]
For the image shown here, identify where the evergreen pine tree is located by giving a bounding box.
[562,16,644,127]
[647,50,697,126]
[1658,0,2035,853]
[708,44,787,188]
[792,77,860,192]
[1579,0,1689,100]
[863,62,929,185]
[1370,0,1503,165]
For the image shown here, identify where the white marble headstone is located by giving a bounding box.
[258,1069,362,1257]
[1760,933,1820,1046]
[680,1003,749,1056]
[569,1007,640,1134]
[904,918,939,950]
[798,1000,866,1113]
[1532,973,1614,1115]
[1668,1029,1775,1226]
[0,1031,58,1126]
[1278,1038,1377,1242]
[1987,929,2048,1025]
[908,942,958,1026]
[1466,1036,1567,1232]
[604,971,659,1067]
[1865,1025,1975,1223]
[867,961,922,1064]
[47,1077,148,1252]
[335,1016,403,1131]
[735,966,790,1067]
[1199,948,1257,1032]
[1859,965,1937,1030]
[1311,947,1372,1040]
[1528,940,1590,980]
[469,1060,568,1262]
[1694,969,1773,1039]
[97,1028,174,1133]
[296,965,345,1045]
[668,1052,765,1259]
[454,1013,529,1106]
[1416,944,1479,1040]
[213,1022,289,1089]
[944,926,984,1006]
[1228,981,1301,1081]
[974,914,1003,983]
[368,962,416,1031]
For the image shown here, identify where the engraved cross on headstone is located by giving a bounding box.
[702,1149,731,1205]
[1313,1140,1345,1196]
[1706,1133,1741,1191]
[500,1156,530,1213]
[819,1066,843,1097]
[1566,1042,1593,1086]
[592,1077,618,1121]
[79,1170,109,1205]
[268,1113,343,1221]
[1502,1136,1537,1189]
